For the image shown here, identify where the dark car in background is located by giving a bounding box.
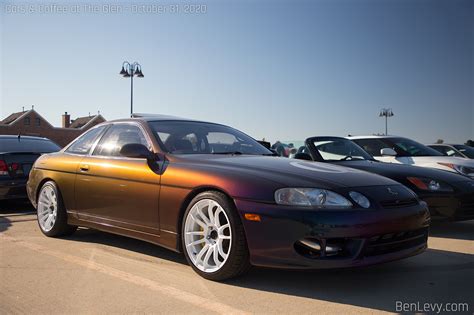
[0,135,60,200]
[294,136,474,221]
[428,144,474,159]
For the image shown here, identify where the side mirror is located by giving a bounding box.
[120,143,154,160]
[294,153,313,161]
[380,148,397,156]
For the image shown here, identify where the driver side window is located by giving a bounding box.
[93,124,149,157]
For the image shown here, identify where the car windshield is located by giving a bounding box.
[354,138,442,157]
[312,138,374,161]
[148,120,273,155]
[453,145,474,158]
[0,137,60,153]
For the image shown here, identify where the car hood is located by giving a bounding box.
[171,154,399,188]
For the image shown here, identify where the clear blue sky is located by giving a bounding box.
[1,0,473,144]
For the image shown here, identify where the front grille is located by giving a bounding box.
[364,228,428,257]
[380,198,418,209]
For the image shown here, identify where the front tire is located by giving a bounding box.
[37,181,77,237]
[182,191,250,281]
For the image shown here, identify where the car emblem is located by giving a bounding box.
[387,187,398,195]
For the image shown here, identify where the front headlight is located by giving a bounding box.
[407,177,454,192]
[438,163,474,178]
[275,188,352,208]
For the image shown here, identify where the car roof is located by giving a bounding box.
[108,114,221,125]
[346,135,402,140]
[0,135,52,141]
[427,144,463,147]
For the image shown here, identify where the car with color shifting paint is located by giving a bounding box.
[27,116,429,280]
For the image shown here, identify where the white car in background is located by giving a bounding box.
[347,135,474,179]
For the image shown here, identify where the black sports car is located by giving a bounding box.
[294,136,474,221]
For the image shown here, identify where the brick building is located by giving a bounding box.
[0,109,106,147]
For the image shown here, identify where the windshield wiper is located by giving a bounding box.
[212,151,243,155]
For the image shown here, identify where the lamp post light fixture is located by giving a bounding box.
[120,61,144,117]
[379,108,394,135]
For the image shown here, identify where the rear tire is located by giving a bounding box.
[182,191,250,281]
[37,181,77,237]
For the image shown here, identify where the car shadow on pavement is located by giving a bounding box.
[64,228,188,266]
[0,200,35,233]
[226,249,474,313]
[0,199,35,214]
[429,220,474,241]
[0,215,12,233]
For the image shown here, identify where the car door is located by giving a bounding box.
[60,125,108,212]
[74,123,160,236]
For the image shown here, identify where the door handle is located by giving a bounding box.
[80,164,89,172]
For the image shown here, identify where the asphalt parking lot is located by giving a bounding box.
[1,200,473,314]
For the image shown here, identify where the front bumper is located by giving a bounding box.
[235,199,430,269]
[0,178,28,200]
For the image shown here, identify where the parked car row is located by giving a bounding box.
[292,136,474,221]
[349,136,474,177]
[428,143,474,159]
[1,115,472,281]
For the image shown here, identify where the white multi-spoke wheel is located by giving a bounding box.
[38,184,58,232]
[184,199,232,272]
[182,191,250,281]
[37,181,77,237]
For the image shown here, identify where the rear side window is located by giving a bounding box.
[0,138,60,153]
[65,126,106,155]
[93,124,149,157]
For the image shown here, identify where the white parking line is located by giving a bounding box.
[0,233,249,315]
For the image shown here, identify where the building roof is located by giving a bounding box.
[1,111,28,125]
[69,115,102,128]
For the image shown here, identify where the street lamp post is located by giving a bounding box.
[119,61,144,117]
[379,108,394,135]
